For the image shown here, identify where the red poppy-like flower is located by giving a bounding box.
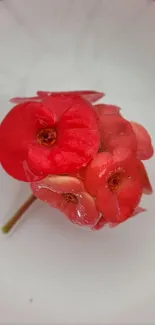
[31,175,100,227]
[0,95,100,182]
[130,121,154,160]
[84,148,143,224]
[95,104,137,154]
[10,90,104,104]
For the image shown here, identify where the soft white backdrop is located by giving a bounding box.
[0,0,155,324]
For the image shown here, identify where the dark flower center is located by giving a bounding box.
[108,173,121,192]
[37,128,57,146]
[62,193,78,204]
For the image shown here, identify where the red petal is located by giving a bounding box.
[28,144,89,176]
[112,150,143,222]
[95,103,120,117]
[136,160,153,194]
[131,206,146,217]
[37,90,104,103]
[131,121,154,160]
[112,147,135,169]
[33,187,61,207]
[10,96,40,104]
[71,192,100,227]
[84,152,113,196]
[32,176,99,227]
[96,173,142,224]
[58,98,99,130]
[70,166,87,181]
[84,148,133,197]
[31,175,84,194]
[96,186,119,222]
[42,96,100,174]
[58,128,99,161]
[87,148,143,224]
[116,174,143,222]
[99,114,137,153]
[42,96,73,122]
[0,101,52,182]
[28,144,56,176]
[93,215,108,230]
[82,92,104,103]
[107,205,146,228]
[23,160,46,182]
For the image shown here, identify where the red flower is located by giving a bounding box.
[0,95,100,182]
[130,121,154,160]
[95,104,137,154]
[84,148,143,224]
[31,175,100,227]
[10,90,104,104]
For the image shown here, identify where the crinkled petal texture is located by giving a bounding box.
[31,176,99,227]
[130,121,154,160]
[10,90,104,104]
[84,148,143,225]
[0,95,100,182]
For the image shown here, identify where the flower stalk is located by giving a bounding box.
[2,194,37,234]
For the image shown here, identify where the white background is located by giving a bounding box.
[0,0,155,324]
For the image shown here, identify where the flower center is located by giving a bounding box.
[37,128,57,146]
[62,193,78,204]
[108,173,121,192]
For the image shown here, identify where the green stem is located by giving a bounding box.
[2,194,37,234]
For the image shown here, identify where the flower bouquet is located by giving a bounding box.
[0,90,153,233]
